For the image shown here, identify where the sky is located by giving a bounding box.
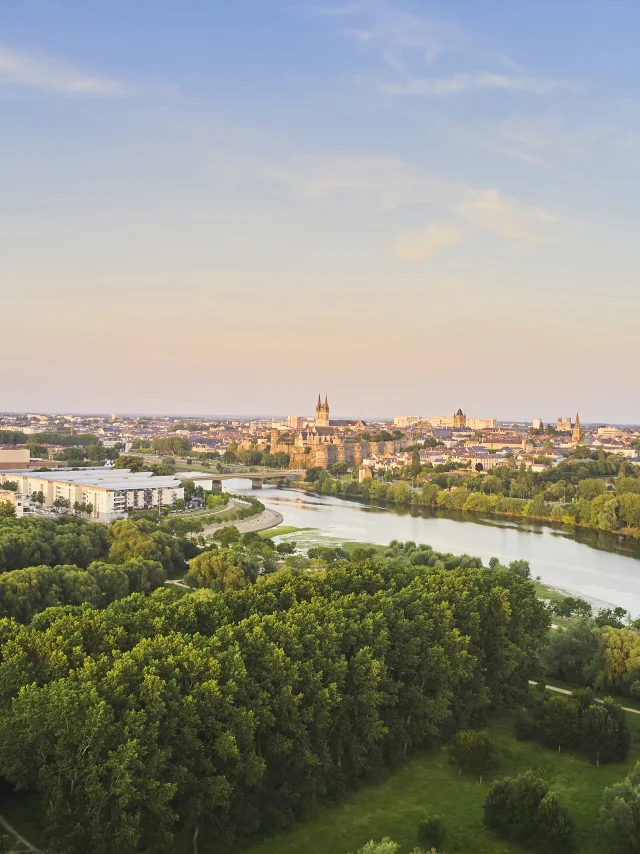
[1,1,640,422]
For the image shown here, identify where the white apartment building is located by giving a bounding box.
[0,468,184,523]
[393,416,420,428]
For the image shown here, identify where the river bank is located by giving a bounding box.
[221,480,640,614]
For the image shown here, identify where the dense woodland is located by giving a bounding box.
[0,509,550,854]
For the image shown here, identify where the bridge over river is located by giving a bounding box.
[176,469,305,490]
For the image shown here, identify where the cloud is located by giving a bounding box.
[393,222,462,260]
[456,189,558,244]
[380,72,580,96]
[0,45,129,96]
[319,0,457,71]
[210,149,560,245]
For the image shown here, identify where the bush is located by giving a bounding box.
[601,761,640,852]
[484,771,573,851]
[449,730,501,782]
[417,816,446,849]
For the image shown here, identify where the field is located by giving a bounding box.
[258,526,312,539]
[240,710,640,854]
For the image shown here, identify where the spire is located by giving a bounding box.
[572,412,582,444]
[324,394,328,407]
[317,394,321,407]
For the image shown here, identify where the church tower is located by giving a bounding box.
[316,394,330,427]
[572,412,582,444]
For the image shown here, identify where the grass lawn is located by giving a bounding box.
[258,526,313,539]
[239,711,640,854]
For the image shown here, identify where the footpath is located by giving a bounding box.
[201,507,284,537]
[528,680,640,716]
[0,812,40,853]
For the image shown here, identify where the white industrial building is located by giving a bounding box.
[0,468,184,522]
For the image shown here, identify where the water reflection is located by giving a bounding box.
[221,480,640,614]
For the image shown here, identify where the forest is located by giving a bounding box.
[0,511,549,854]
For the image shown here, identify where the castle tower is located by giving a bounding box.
[316,394,330,427]
[572,412,582,444]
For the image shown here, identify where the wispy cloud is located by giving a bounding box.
[0,45,130,96]
[381,72,581,97]
[318,1,578,101]
[210,149,560,246]
[456,189,557,244]
[319,0,458,71]
[393,221,461,260]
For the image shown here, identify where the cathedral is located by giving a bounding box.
[316,394,330,427]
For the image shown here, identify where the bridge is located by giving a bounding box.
[178,469,305,490]
[212,469,305,489]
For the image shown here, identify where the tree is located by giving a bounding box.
[601,761,640,853]
[595,607,628,629]
[582,703,619,766]
[113,455,150,472]
[352,839,399,854]
[449,730,501,782]
[417,816,446,850]
[213,526,241,547]
[484,771,573,851]
[53,497,71,510]
[187,548,249,591]
[577,478,606,500]
[509,559,531,579]
[537,791,574,852]
[0,502,15,519]
[546,617,600,684]
[31,491,45,506]
[551,596,592,619]
[539,695,579,752]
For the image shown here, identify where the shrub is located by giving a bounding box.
[417,816,446,849]
[601,761,640,852]
[449,730,501,782]
[484,771,573,851]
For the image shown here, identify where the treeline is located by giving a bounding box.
[547,616,640,701]
[306,460,640,537]
[0,558,166,623]
[0,557,548,853]
[518,687,630,765]
[0,516,110,573]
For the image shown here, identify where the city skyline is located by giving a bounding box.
[3,1,640,418]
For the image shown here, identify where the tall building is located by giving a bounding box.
[316,394,330,427]
[286,415,303,429]
[453,408,467,429]
[532,417,543,430]
[572,412,582,444]
[394,415,420,428]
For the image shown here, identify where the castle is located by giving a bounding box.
[244,394,408,469]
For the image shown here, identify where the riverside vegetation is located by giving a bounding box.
[2,509,640,853]
[304,456,640,539]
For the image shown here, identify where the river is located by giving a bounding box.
[222,479,640,615]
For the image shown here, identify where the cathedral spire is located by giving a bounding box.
[572,412,582,444]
